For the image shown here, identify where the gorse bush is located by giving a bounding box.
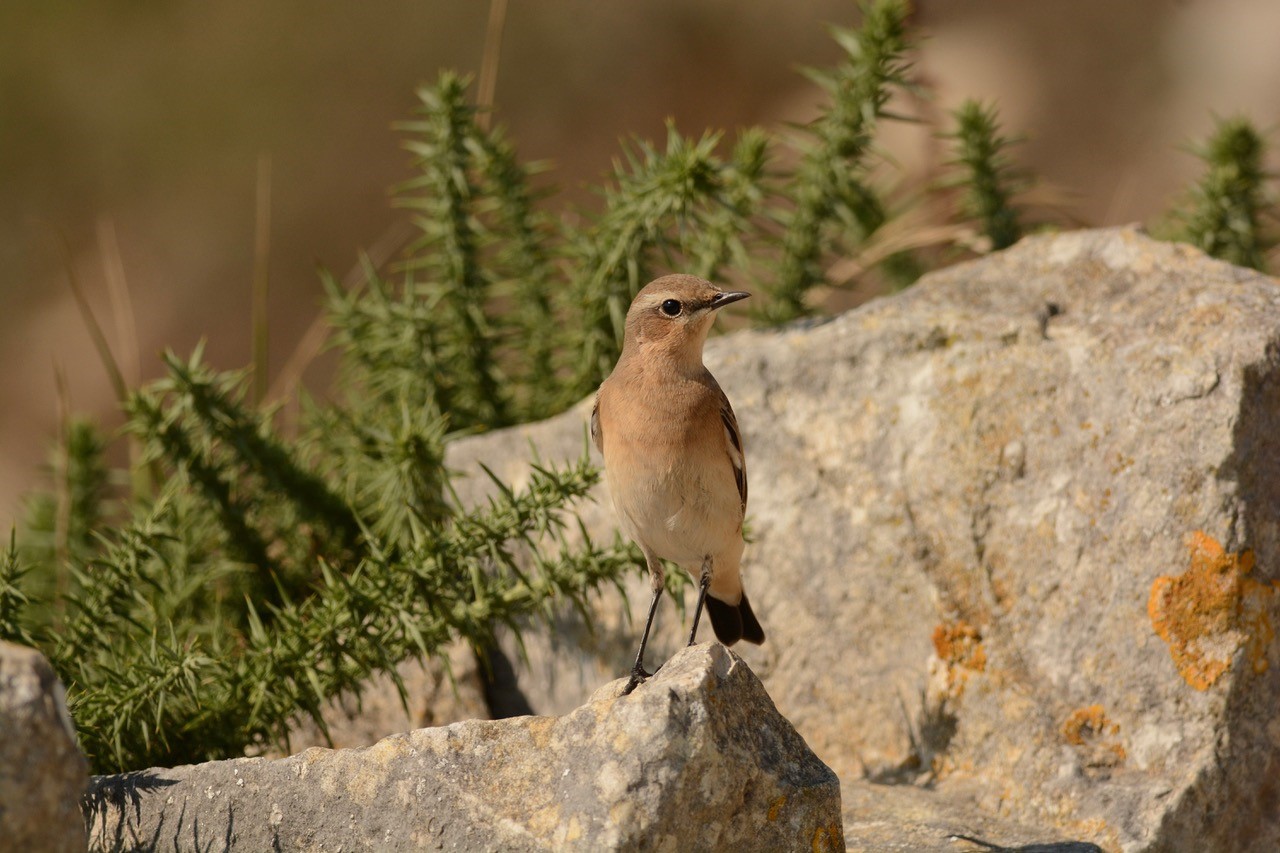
[765,0,911,322]
[11,337,643,772]
[3,0,1276,775]
[943,99,1026,253]
[1164,117,1276,271]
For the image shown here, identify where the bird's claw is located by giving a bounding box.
[622,663,653,695]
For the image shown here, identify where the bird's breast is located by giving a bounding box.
[600,402,742,567]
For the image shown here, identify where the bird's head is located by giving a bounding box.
[621,274,750,365]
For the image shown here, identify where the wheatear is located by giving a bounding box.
[591,274,765,693]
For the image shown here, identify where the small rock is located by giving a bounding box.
[0,641,89,853]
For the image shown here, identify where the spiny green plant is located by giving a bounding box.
[392,72,557,427]
[7,327,637,772]
[764,0,913,323]
[327,0,920,411]
[944,99,1026,252]
[1,533,36,649]
[58,452,632,770]
[1166,116,1274,271]
[18,418,110,617]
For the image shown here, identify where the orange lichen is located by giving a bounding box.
[1062,704,1116,745]
[932,620,987,672]
[1148,532,1277,690]
[767,795,786,822]
[929,620,988,701]
[1062,705,1127,774]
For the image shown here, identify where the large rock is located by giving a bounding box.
[445,228,1280,851]
[1,641,89,853]
[84,644,842,851]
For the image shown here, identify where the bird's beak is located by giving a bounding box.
[709,290,751,310]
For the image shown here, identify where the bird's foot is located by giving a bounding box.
[622,663,653,695]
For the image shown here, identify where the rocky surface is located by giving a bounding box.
[84,644,842,852]
[445,228,1280,852]
[1,641,89,853]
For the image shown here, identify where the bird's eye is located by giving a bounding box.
[659,299,683,317]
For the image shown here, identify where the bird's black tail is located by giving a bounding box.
[706,592,766,646]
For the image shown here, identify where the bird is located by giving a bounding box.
[591,273,765,694]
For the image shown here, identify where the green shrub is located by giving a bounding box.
[944,99,1026,252]
[1164,116,1274,271]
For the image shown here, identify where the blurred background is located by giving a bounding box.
[3,0,1279,527]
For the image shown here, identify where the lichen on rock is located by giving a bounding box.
[1148,531,1277,690]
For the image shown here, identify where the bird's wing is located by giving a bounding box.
[590,394,604,454]
[719,398,747,515]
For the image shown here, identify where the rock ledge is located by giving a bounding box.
[85,644,842,852]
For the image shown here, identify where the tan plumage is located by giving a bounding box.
[592,274,764,692]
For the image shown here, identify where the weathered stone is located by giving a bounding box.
[84,644,841,852]
[444,228,1280,851]
[840,779,1103,853]
[1,641,89,853]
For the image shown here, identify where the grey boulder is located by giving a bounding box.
[446,227,1280,852]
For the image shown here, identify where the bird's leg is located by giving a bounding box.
[687,557,712,646]
[623,589,660,693]
[623,555,665,695]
